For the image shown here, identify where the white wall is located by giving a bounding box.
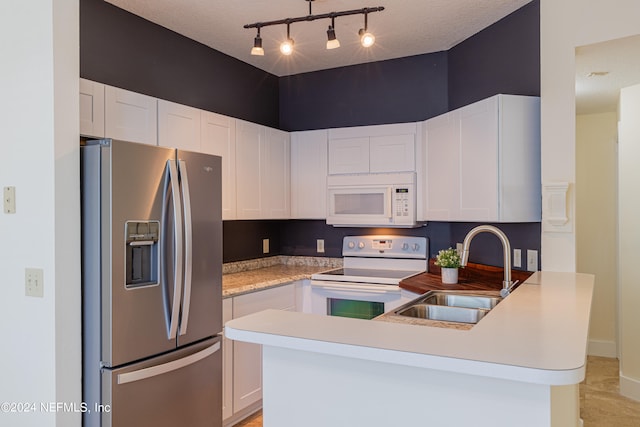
[541,0,640,400]
[618,83,640,400]
[0,1,80,426]
[576,112,618,357]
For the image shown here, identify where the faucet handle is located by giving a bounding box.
[500,280,520,298]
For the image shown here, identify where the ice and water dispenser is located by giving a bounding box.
[125,221,159,288]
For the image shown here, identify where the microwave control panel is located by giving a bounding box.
[394,187,410,217]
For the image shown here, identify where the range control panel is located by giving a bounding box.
[342,235,428,259]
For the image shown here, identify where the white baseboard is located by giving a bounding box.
[620,373,640,402]
[587,339,617,358]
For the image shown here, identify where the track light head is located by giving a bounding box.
[359,28,375,47]
[326,24,340,50]
[251,30,264,56]
[280,38,294,55]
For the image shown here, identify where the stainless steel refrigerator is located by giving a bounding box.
[81,139,222,427]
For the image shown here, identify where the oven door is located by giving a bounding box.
[309,280,405,319]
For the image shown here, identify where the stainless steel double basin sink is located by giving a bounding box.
[393,291,502,324]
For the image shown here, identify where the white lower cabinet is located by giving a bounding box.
[222,298,233,421]
[224,283,299,425]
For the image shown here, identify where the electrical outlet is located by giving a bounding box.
[513,249,522,268]
[262,238,269,254]
[527,250,538,271]
[25,268,44,297]
[456,242,463,255]
[317,239,325,253]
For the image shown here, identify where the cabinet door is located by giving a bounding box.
[222,298,233,421]
[235,120,263,219]
[328,137,370,174]
[157,99,201,152]
[263,128,290,219]
[232,285,296,413]
[458,96,498,221]
[105,85,158,145]
[201,112,237,220]
[370,133,415,173]
[80,78,105,138]
[424,111,460,220]
[291,130,328,219]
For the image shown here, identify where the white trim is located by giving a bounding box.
[587,339,617,358]
[620,373,640,402]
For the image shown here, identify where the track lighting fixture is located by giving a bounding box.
[244,0,384,56]
[326,17,340,50]
[251,27,264,56]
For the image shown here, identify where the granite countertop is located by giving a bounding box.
[222,256,342,298]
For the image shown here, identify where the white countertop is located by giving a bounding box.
[225,271,594,386]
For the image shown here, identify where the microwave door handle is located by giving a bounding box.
[386,187,393,219]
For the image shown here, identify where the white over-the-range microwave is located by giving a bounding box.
[326,172,421,227]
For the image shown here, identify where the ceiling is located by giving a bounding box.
[105,0,533,77]
[575,34,640,115]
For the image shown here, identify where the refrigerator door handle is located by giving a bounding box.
[163,159,184,340]
[116,341,221,385]
[178,160,193,336]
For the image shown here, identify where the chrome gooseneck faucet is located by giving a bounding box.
[460,225,518,297]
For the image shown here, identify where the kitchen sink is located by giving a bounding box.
[419,292,501,310]
[392,291,502,324]
[396,304,490,324]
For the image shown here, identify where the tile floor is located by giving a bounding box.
[234,356,640,427]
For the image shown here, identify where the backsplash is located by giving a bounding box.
[223,219,541,271]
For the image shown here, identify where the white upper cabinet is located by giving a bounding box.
[201,111,237,220]
[291,130,328,219]
[328,137,369,174]
[235,121,290,220]
[263,127,291,219]
[157,99,201,151]
[423,94,541,222]
[105,85,158,145]
[328,123,417,175]
[80,78,105,138]
[423,110,461,221]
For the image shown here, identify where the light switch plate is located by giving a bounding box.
[513,249,522,268]
[262,238,269,254]
[317,239,325,253]
[527,250,538,271]
[4,186,16,214]
[25,268,44,297]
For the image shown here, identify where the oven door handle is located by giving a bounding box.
[310,282,399,293]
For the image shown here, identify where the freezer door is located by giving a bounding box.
[176,150,223,345]
[100,140,179,366]
[102,337,222,427]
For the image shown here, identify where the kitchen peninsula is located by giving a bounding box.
[225,271,594,427]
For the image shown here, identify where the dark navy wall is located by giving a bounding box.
[447,0,540,110]
[279,52,449,131]
[80,0,541,269]
[230,220,540,271]
[80,0,279,128]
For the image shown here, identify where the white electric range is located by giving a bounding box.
[309,235,428,319]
